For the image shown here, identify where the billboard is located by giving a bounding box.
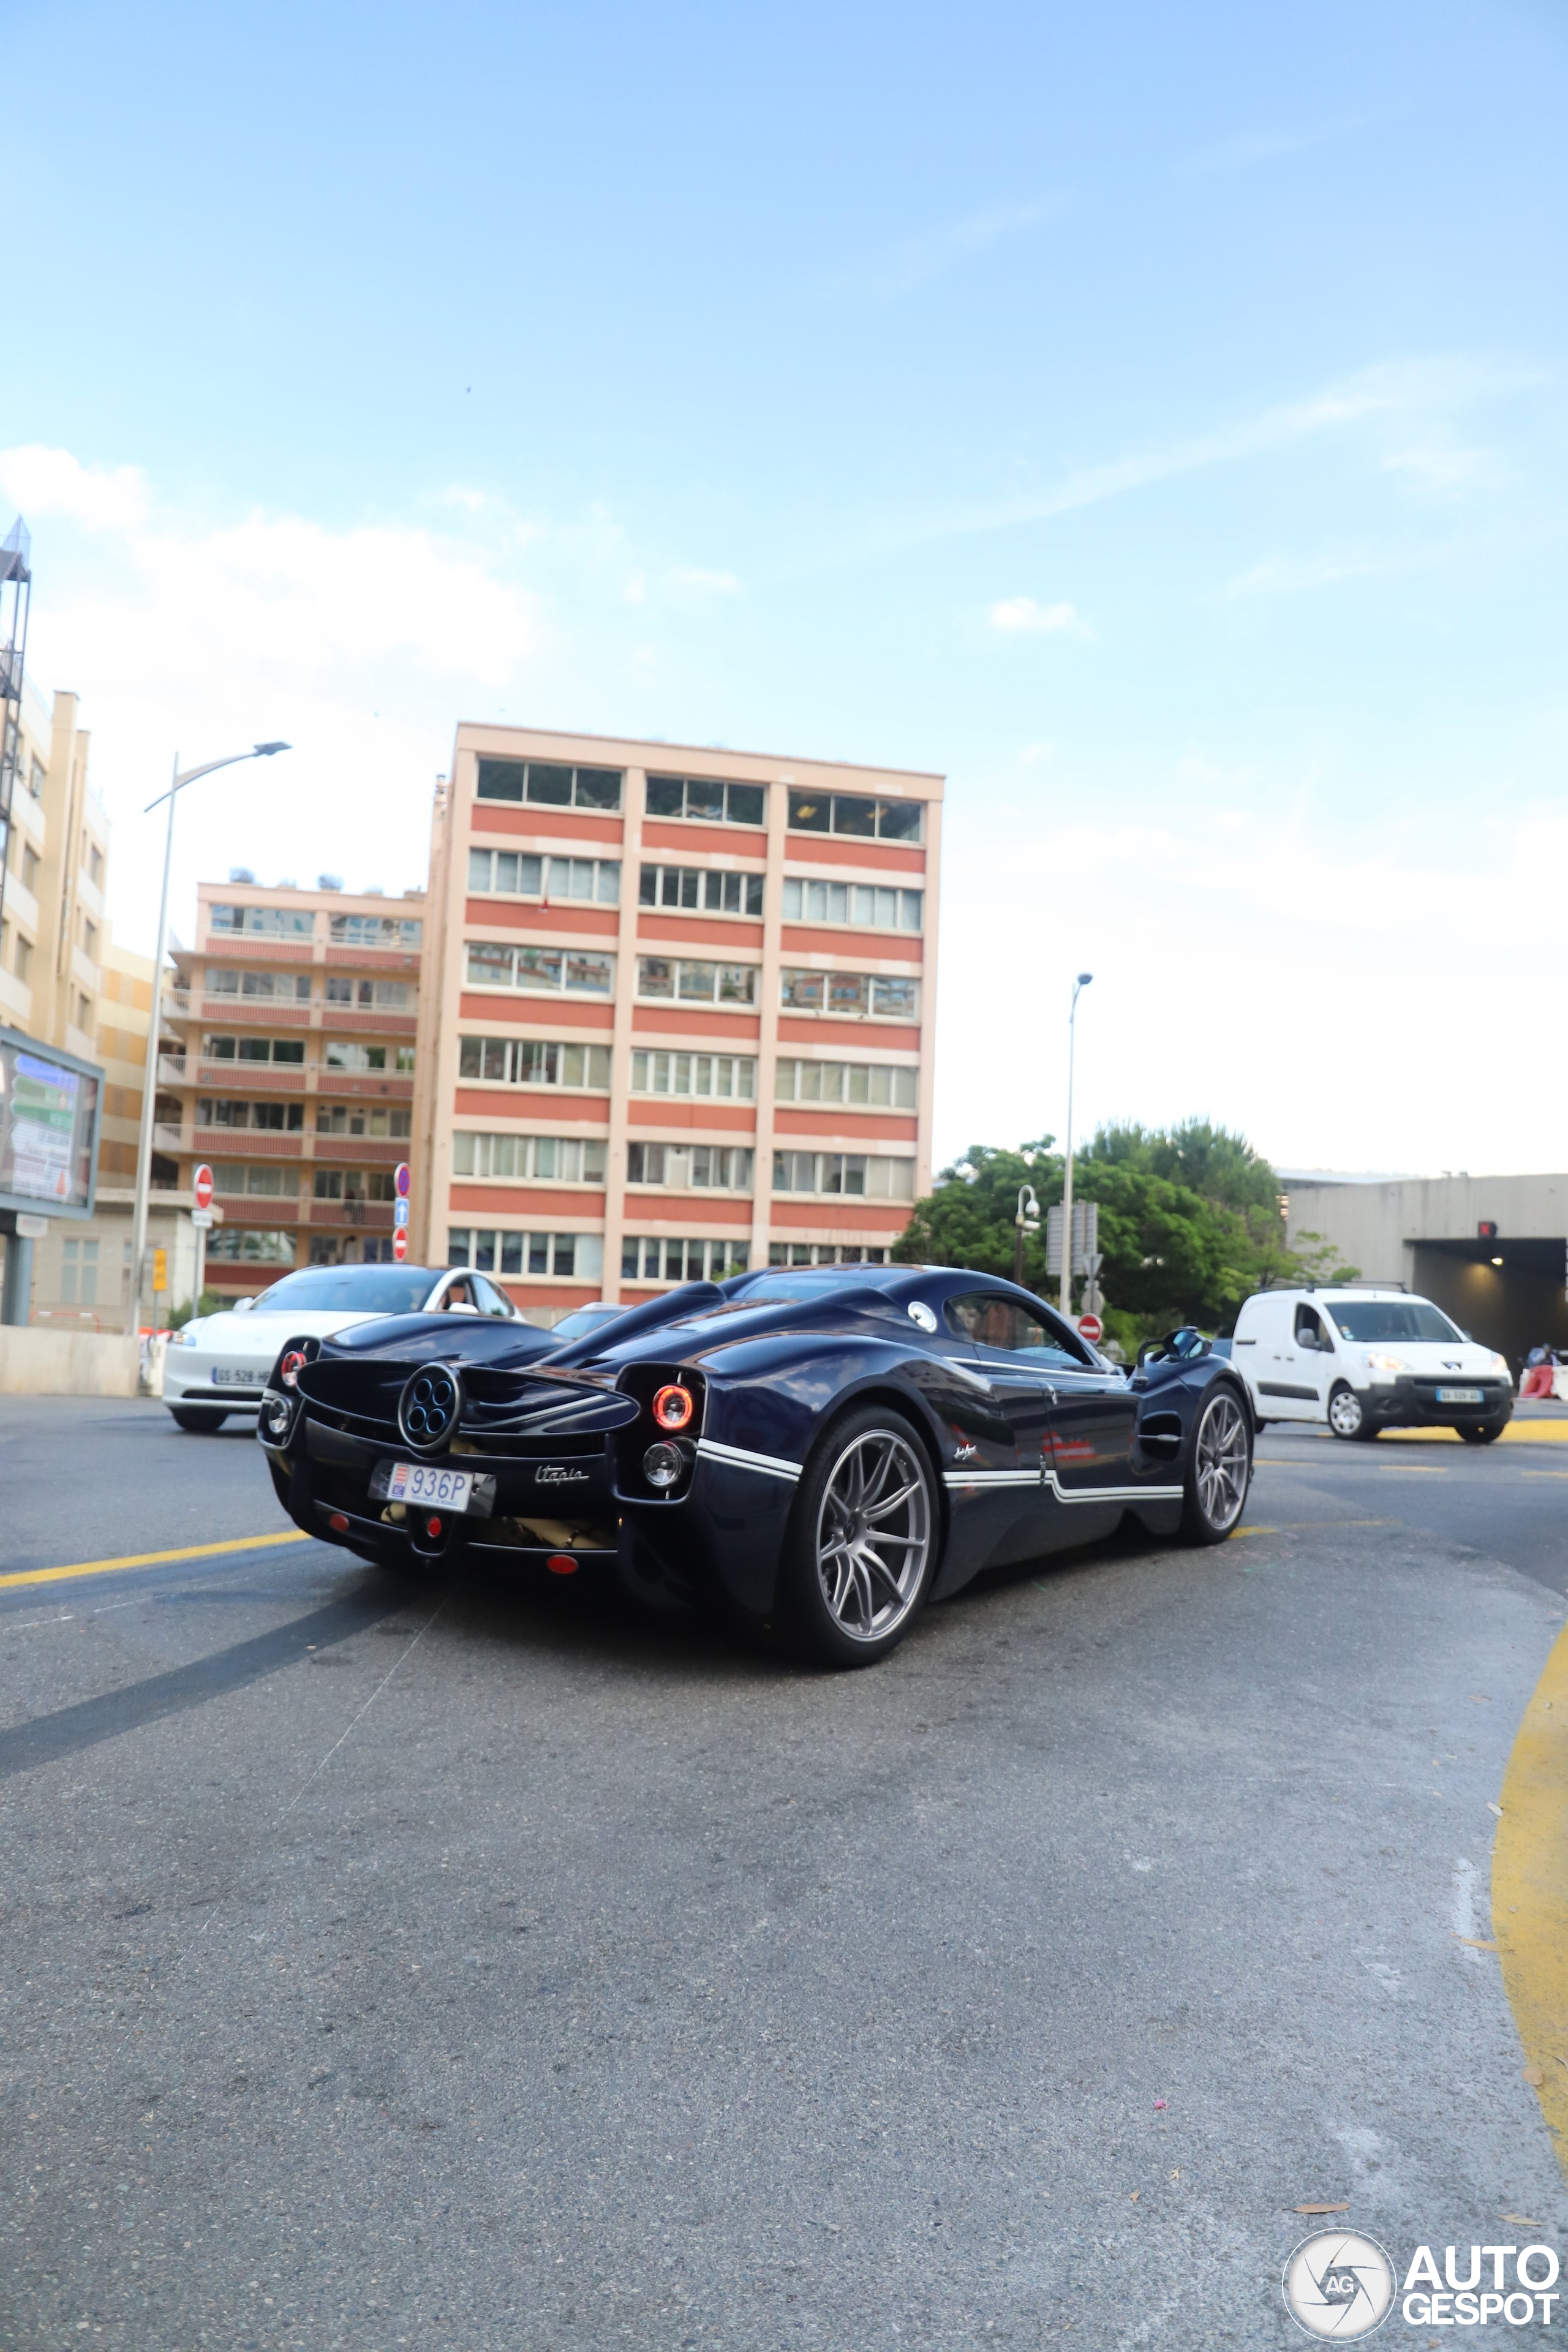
[0,1025,104,1221]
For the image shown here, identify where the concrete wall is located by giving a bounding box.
[0,1327,140,1395]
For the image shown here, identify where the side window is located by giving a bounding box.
[474,1273,513,1317]
[944,1292,1090,1368]
[1294,1304,1326,1350]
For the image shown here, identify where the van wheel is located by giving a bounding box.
[170,1406,227,1432]
[1457,1422,1502,1445]
[1327,1385,1377,1441]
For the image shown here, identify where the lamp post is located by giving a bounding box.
[1058,971,1093,1321]
[126,742,290,1338]
[1014,1183,1039,1287]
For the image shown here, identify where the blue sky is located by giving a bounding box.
[4,0,1565,1174]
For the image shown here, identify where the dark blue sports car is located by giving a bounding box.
[257,1263,1254,1666]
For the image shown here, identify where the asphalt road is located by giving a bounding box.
[2,1397,1567,2350]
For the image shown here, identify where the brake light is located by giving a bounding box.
[546,1552,578,1575]
[426,1515,443,1539]
[328,1512,349,1533]
[280,1349,307,1388]
[651,1383,695,1432]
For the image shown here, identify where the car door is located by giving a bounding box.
[943,1291,1080,1565]
[1259,1300,1330,1420]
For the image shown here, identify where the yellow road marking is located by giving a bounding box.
[1493,1623,1568,2176]
[1382,1423,1568,1445]
[1227,1525,1276,1538]
[0,1530,311,1593]
[1521,1471,1568,1480]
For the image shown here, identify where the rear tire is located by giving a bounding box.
[170,1405,227,1432]
[1180,1386,1253,1544]
[777,1404,938,1668]
[1457,1422,1502,1445]
[1327,1385,1379,1442]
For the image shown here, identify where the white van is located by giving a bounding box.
[1230,1287,1514,1444]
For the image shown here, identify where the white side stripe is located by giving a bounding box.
[944,1467,1183,1505]
[696,1437,802,1484]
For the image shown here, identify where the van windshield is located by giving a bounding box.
[1325,1298,1464,1344]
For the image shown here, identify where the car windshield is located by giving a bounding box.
[1325,1297,1464,1344]
[550,1306,621,1340]
[248,1268,435,1315]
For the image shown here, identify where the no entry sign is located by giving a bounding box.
[193,1164,214,1212]
[1076,1312,1104,1346]
[393,1228,407,1261]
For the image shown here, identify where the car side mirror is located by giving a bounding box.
[234,1297,256,1313]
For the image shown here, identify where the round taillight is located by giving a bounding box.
[546,1552,578,1576]
[651,1383,695,1432]
[328,1512,350,1533]
[643,1441,684,1489]
[279,1349,307,1389]
[426,1515,443,1539]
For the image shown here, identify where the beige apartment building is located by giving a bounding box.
[412,725,941,1314]
[157,879,425,1291]
[0,680,110,1057]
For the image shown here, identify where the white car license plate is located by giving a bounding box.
[1436,1386,1484,1404]
[379,1460,475,1511]
[212,1368,260,1386]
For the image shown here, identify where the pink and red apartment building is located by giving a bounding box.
[412,726,942,1315]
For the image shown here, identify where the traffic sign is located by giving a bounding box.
[190,1208,213,1229]
[1076,1312,1104,1346]
[394,1199,409,1229]
[392,1228,407,1262]
[193,1164,214,1212]
[152,1247,168,1294]
[394,1162,411,1199]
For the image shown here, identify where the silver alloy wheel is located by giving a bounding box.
[1194,1392,1250,1531]
[1328,1386,1363,1438]
[815,1427,933,1643]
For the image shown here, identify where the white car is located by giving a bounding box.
[162,1262,524,1431]
[1231,1286,1514,1444]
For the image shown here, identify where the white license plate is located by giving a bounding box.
[1436,1386,1484,1404]
[212,1369,260,1386]
[380,1461,475,1510]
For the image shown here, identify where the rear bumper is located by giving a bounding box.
[164,1376,264,1412]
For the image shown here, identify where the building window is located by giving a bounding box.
[467,849,621,903]
[447,1227,605,1281]
[453,1133,607,1182]
[475,759,623,813]
[324,1041,417,1072]
[626,1142,753,1193]
[774,1057,918,1108]
[328,911,424,948]
[772,1151,914,1199]
[323,975,412,1006]
[458,1036,612,1090]
[198,1099,305,1131]
[207,1229,296,1264]
[629,1049,755,1100]
[208,970,312,1000]
[213,1163,303,1197]
[87,842,103,885]
[465,941,614,997]
[620,1235,750,1284]
[28,756,44,799]
[77,992,92,1030]
[782,879,922,932]
[644,776,764,827]
[778,970,919,1021]
[786,790,922,843]
[61,1238,100,1306]
[314,1169,398,1202]
[209,903,317,937]
[202,1035,307,1065]
[639,864,763,916]
[14,935,31,981]
[315,1105,412,1137]
[768,1242,891,1267]
[21,844,38,891]
[81,916,98,958]
[636,956,756,1006]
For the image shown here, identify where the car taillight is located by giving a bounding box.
[651,1383,695,1432]
[279,1349,307,1388]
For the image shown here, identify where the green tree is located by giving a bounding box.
[895,1120,1340,1348]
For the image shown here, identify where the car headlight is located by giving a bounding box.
[1490,1353,1511,1376]
[1364,1352,1407,1375]
[178,1324,202,1346]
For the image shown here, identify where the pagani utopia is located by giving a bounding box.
[258,1262,1254,1665]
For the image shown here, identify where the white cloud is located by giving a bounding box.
[989,596,1081,635]
[1224,546,1433,598]
[666,567,741,596]
[0,443,151,531]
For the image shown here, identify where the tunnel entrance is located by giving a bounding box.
[1410,1237,1568,1372]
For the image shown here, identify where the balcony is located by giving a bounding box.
[166,990,314,1025]
[323,946,421,973]
[318,1006,417,1035]
[311,1199,394,1229]
[310,1133,407,1161]
[315,1069,415,1101]
[186,1058,309,1093]
[200,936,316,963]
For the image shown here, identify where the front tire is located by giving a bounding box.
[778,1405,938,1667]
[1181,1387,1252,1544]
[1327,1385,1379,1441]
[1457,1422,1503,1445]
[170,1405,228,1432]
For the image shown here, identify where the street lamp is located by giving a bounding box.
[1014,1184,1039,1287]
[126,742,291,1338]
[1058,971,1093,1320]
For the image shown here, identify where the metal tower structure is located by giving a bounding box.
[0,515,32,946]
